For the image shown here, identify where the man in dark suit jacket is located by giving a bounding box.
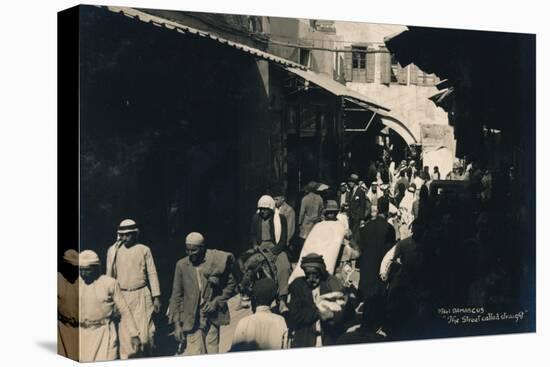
[168,232,236,356]
[336,182,349,209]
[357,198,396,334]
[346,173,370,239]
[287,253,347,348]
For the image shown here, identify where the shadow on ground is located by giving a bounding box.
[36,340,57,354]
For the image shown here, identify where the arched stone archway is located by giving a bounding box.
[378,114,418,146]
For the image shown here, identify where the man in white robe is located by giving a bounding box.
[106,219,161,359]
[231,278,289,351]
[79,250,140,362]
[58,249,79,360]
[398,186,416,239]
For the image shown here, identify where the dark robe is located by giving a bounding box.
[358,217,396,298]
[357,216,396,331]
[367,163,378,184]
[287,275,345,348]
[386,236,428,339]
[346,186,370,237]
[250,212,288,255]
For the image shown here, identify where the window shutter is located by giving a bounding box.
[398,64,408,84]
[366,49,375,83]
[418,70,426,86]
[409,64,418,85]
[344,46,352,82]
[380,51,391,84]
[427,74,441,87]
[424,73,435,86]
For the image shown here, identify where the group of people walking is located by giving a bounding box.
[59,156,517,361]
[58,220,163,361]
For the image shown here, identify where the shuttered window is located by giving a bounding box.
[398,65,408,84]
[351,46,367,82]
[344,46,352,82]
[422,73,439,86]
[366,50,375,82]
[424,73,434,86]
[342,44,377,83]
[390,54,400,84]
[299,49,311,68]
[409,64,418,85]
[408,64,439,86]
[379,50,391,84]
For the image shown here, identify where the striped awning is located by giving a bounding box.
[101,6,307,70]
[101,6,418,145]
[285,67,390,111]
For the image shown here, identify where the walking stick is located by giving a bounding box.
[57,322,68,356]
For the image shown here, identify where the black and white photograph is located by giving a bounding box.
[56,4,537,362]
[53,1,536,364]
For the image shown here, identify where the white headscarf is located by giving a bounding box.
[273,208,282,243]
[399,190,415,215]
[63,249,79,266]
[258,195,281,243]
[79,250,101,267]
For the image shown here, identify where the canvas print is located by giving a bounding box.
[57,4,536,362]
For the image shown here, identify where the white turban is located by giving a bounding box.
[79,250,101,267]
[62,249,79,266]
[257,195,275,211]
[117,218,139,234]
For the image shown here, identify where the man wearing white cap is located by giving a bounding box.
[58,249,79,360]
[249,195,292,313]
[169,232,236,356]
[106,219,161,359]
[79,250,141,362]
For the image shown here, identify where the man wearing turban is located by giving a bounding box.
[247,195,292,313]
[57,249,79,360]
[78,250,141,362]
[105,219,161,359]
[287,253,347,348]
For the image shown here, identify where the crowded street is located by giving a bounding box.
[57,5,535,362]
[59,157,535,359]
